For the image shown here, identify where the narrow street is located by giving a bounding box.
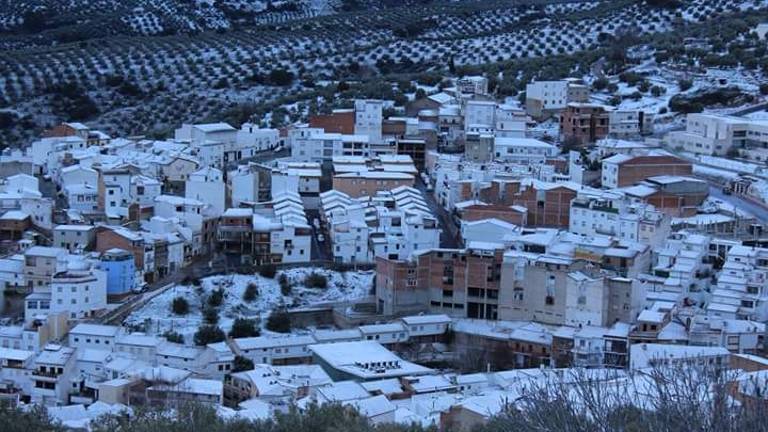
[414,176,460,248]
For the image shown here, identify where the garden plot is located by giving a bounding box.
[123,267,373,340]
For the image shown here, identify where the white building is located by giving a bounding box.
[608,110,652,138]
[290,128,370,162]
[708,245,768,321]
[42,260,107,320]
[53,225,95,253]
[456,76,489,96]
[569,194,670,246]
[236,124,280,153]
[354,100,383,144]
[666,113,768,156]
[629,343,729,370]
[68,324,122,351]
[525,80,569,115]
[31,344,77,405]
[493,137,557,164]
[320,187,441,264]
[64,184,100,214]
[185,167,226,216]
[464,100,496,134]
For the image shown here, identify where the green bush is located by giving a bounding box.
[232,355,254,373]
[171,297,189,315]
[244,283,259,302]
[266,310,292,333]
[229,318,260,339]
[304,272,328,289]
[208,288,225,307]
[203,306,219,325]
[279,274,292,296]
[162,331,184,344]
[193,325,225,346]
[259,265,277,279]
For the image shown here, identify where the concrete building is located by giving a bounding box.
[493,137,557,164]
[525,80,589,118]
[666,113,768,156]
[332,171,414,198]
[601,153,692,188]
[31,344,77,405]
[560,103,612,146]
[375,244,505,318]
[456,76,489,96]
[53,225,95,253]
[290,128,371,162]
[354,100,384,144]
[99,249,137,296]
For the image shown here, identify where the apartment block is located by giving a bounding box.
[560,103,611,146]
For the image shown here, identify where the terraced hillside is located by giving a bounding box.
[0,0,765,148]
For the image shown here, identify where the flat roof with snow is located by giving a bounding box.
[309,341,432,380]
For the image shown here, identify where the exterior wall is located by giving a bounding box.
[354,100,383,143]
[560,105,610,145]
[95,229,145,270]
[645,191,707,218]
[332,176,414,198]
[514,185,576,228]
[611,157,693,188]
[459,205,527,226]
[526,81,569,117]
[100,254,137,295]
[309,111,355,134]
[50,269,107,319]
[451,330,550,371]
[53,227,95,252]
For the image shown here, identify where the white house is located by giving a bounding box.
[493,137,557,164]
[47,260,107,320]
[68,324,122,351]
[236,124,280,153]
[31,344,77,405]
[355,100,383,144]
[185,167,226,216]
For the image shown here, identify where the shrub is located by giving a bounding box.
[678,78,693,91]
[592,77,609,90]
[304,272,328,289]
[279,274,292,296]
[162,331,184,344]
[266,310,292,333]
[760,83,768,95]
[171,297,189,315]
[229,318,260,339]
[232,355,254,373]
[193,325,225,346]
[208,288,225,307]
[269,68,294,86]
[259,265,277,279]
[203,306,219,325]
[243,283,259,302]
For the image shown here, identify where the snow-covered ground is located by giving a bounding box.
[124,267,374,340]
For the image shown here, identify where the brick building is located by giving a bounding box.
[560,103,611,145]
[95,227,147,274]
[375,244,505,319]
[457,204,527,226]
[308,110,355,134]
[332,172,414,198]
[602,154,692,188]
